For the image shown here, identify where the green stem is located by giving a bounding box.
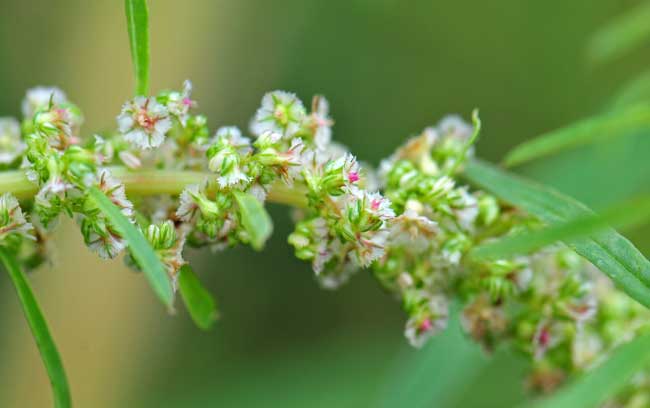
[0,247,72,408]
[0,167,308,208]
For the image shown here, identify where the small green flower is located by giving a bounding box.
[142,221,186,280]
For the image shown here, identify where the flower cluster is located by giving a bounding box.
[373,118,650,403]
[1,82,649,404]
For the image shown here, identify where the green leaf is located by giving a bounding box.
[178,265,218,330]
[88,186,173,307]
[233,191,273,251]
[587,1,650,64]
[124,0,150,96]
[464,159,650,308]
[610,70,650,110]
[503,103,650,167]
[521,332,650,408]
[0,248,71,408]
[471,195,650,260]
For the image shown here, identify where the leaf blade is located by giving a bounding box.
[178,265,218,330]
[88,186,173,307]
[124,0,150,96]
[233,191,273,251]
[471,195,650,260]
[0,248,71,408]
[503,103,650,167]
[521,332,650,408]
[610,70,650,110]
[587,1,650,64]
[465,159,650,308]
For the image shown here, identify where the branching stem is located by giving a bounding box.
[0,167,309,209]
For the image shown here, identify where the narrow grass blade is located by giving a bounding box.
[233,191,273,251]
[88,186,173,307]
[587,1,650,64]
[610,70,650,110]
[0,248,71,408]
[521,332,650,408]
[503,103,650,167]
[472,195,650,260]
[178,265,218,330]
[124,0,150,96]
[465,159,650,308]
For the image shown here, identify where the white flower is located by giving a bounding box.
[454,188,479,231]
[177,184,202,222]
[254,130,283,149]
[247,183,268,202]
[532,320,560,360]
[404,294,449,348]
[250,91,306,138]
[22,86,68,118]
[207,128,252,188]
[438,115,474,142]
[277,138,305,185]
[328,153,361,186]
[430,176,456,200]
[0,193,34,241]
[307,95,333,149]
[364,191,396,221]
[166,80,195,126]
[388,209,439,248]
[318,257,358,289]
[0,117,25,164]
[35,176,74,206]
[96,169,133,218]
[218,167,249,188]
[214,126,251,153]
[572,331,602,369]
[118,150,142,169]
[87,229,127,260]
[351,229,389,267]
[117,96,172,149]
[208,149,250,188]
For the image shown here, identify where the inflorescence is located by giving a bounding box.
[0,83,648,402]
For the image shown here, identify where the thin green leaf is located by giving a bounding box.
[587,1,650,64]
[472,195,650,260]
[88,186,173,307]
[503,103,650,167]
[521,332,650,408]
[178,265,218,330]
[447,109,481,175]
[233,191,273,251]
[124,0,150,96]
[464,159,650,308]
[610,70,650,110]
[0,248,71,408]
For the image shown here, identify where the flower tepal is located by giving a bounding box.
[117,96,172,149]
[22,86,68,119]
[0,118,24,165]
[0,193,34,243]
[250,91,306,139]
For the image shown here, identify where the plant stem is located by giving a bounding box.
[0,247,72,408]
[0,167,308,208]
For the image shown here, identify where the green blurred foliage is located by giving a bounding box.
[0,0,648,407]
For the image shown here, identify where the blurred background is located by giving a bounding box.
[0,0,649,406]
